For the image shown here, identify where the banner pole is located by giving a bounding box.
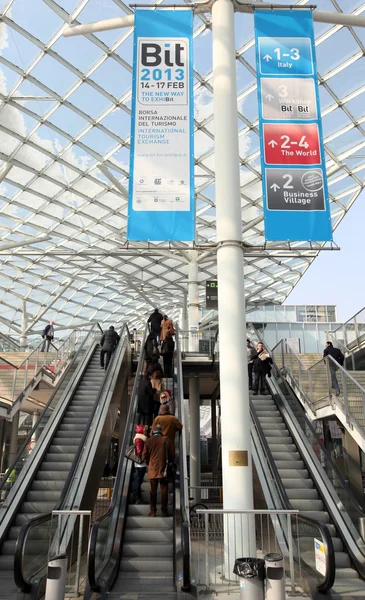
[212,0,256,576]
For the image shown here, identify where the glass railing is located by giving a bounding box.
[0,326,90,405]
[0,324,100,505]
[0,332,19,352]
[88,326,148,594]
[14,324,130,594]
[331,306,365,353]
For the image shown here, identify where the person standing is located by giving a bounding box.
[252,342,272,396]
[41,320,55,352]
[138,373,156,426]
[100,325,120,370]
[148,309,164,344]
[160,315,175,342]
[143,423,172,517]
[132,424,148,504]
[152,405,182,457]
[161,333,175,377]
[323,341,344,396]
[246,339,255,390]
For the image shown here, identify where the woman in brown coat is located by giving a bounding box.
[142,424,172,517]
[160,315,175,342]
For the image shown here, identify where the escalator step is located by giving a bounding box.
[44,453,77,462]
[290,499,324,511]
[1,540,49,555]
[271,452,301,461]
[54,430,84,438]
[36,470,69,480]
[334,552,352,569]
[275,460,305,469]
[126,516,173,529]
[286,488,318,499]
[40,462,73,472]
[123,542,173,557]
[47,446,79,454]
[8,526,52,541]
[32,480,65,491]
[298,510,330,523]
[26,491,60,502]
[278,469,308,478]
[120,557,173,573]
[124,529,173,543]
[128,505,172,517]
[21,502,55,514]
[15,514,44,526]
[334,568,360,579]
[281,478,313,489]
[114,573,175,593]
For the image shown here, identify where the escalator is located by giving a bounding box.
[0,323,131,598]
[86,327,190,598]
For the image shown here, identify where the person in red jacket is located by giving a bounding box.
[132,424,148,504]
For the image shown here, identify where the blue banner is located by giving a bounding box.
[127,10,195,242]
[254,10,332,242]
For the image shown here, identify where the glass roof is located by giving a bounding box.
[0,0,364,334]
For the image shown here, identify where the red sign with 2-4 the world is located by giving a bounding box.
[263,123,321,165]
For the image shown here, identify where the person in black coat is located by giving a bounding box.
[138,374,157,426]
[252,342,272,395]
[148,308,164,343]
[161,334,175,377]
[100,326,120,370]
[323,341,344,396]
[41,321,55,352]
[144,332,160,364]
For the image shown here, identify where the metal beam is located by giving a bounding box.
[63,14,135,37]
[25,279,73,333]
[0,235,51,252]
[97,164,128,198]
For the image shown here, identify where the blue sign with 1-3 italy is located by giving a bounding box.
[258,37,314,76]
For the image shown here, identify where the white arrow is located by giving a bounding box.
[270,183,280,191]
[268,140,278,148]
[263,54,272,62]
[265,93,274,101]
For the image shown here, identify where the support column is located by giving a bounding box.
[212,0,255,568]
[9,410,20,466]
[188,251,199,352]
[19,300,28,351]
[189,378,201,502]
[342,430,364,508]
[182,291,189,352]
[211,396,217,477]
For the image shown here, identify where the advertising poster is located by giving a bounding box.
[127,10,195,241]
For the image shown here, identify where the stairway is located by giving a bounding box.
[0,352,59,402]
[0,348,105,591]
[251,392,365,594]
[112,473,175,595]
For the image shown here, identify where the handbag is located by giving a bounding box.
[163,438,177,480]
[125,444,143,465]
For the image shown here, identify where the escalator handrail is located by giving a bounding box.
[175,326,191,591]
[257,333,365,519]
[0,322,99,495]
[14,324,130,593]
[250,401,336,593]
[88,325,148,593]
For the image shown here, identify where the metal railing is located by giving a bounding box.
[0,327,90,407]
[179,328,217,355]
[14,323,130,595]
[191,508,334,595]
[0,332,19,352]
[87,326,148,594]
[331,306,365,353]
[269,338,365,437]
[0,323,100,507]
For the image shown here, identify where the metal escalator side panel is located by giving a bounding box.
[0,339,98,543]
[174,326,191,593]
[87,326,149,595]
[14,326,131,593]
[267,374,365,577]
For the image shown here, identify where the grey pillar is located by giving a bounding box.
[211,397,217,477]
[9,410,20,465]
[189,378,201,502]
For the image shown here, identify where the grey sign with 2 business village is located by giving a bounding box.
[261,78,318,121]
[266,168,325,211]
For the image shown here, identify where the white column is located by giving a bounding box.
[29,411,40,452]
[212,0,256,570]
[19,300,28,351]
[188,252,199,352]
[189,378,201,503]
[182,291,189,352]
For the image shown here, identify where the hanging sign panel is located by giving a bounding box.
[127,10,195,241]
[254,10,332,242]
